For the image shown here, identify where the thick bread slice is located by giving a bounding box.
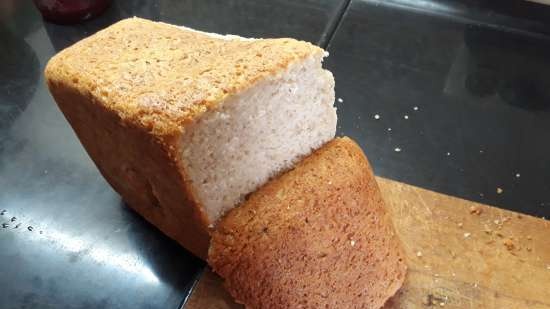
[209,137,407,309]
[45,17,336,258]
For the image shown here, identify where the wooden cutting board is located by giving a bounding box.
[185,177,550,309]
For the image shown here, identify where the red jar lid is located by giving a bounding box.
[33,0,112,24]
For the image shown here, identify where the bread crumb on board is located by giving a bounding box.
[469,206,482,215]
[422,294,448,307]
[503,238,515,251]
[463,232,471,238]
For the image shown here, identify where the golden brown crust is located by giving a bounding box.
[208,137,407,308]
[46,80,211,258]
[45,17,324,137]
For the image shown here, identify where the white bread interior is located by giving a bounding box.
[181,54,336,223]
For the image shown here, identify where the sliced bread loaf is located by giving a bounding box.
[45,17,336,258]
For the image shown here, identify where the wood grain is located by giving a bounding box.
[185,177,550,309]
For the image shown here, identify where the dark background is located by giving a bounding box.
[1,0,549,308]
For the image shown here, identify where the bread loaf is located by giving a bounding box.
[209,137,407,308]
[45,17,337,258]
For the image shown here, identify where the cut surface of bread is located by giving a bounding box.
[209,137,407,309]
[45,17,336,258]
[182,54,335,222]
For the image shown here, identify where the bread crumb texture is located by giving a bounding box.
[45,17,324,136]
[209,137,407,309]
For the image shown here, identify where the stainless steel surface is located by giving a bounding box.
[0,0,346,308]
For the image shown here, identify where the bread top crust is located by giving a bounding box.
[45,17,324,137]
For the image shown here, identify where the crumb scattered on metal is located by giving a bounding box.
[515,173,520,178]
[337,97,343,103]
[387,127,392,131]
[413,106,419,111]
[404,115,409,119]
[497,187,503,194]
[374,114,380,120]
[446,152,451,156]
[394,147,402,152]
